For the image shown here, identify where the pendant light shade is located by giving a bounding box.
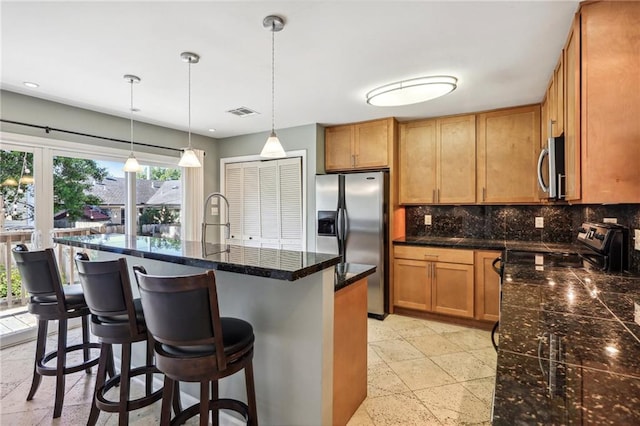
[260,15,286,159]
[123,74,142,172]
[179,51,202,168]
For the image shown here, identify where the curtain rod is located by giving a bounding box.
[0,118,184,154]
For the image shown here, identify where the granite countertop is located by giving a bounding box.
[493,260,640,424]
[55,234,341,282]
[334,263,377,292]
[394,235,582,254]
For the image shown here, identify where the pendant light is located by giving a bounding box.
[260,15,286,159]
[178,51,202,168]
[123,74,142,172]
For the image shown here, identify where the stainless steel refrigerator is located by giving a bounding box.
[315,172,388,319]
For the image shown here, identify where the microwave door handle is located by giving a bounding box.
[537,148,549,193]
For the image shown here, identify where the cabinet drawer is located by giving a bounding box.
[394,245,473,264]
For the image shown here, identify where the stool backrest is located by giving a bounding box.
[12,244,67,311]
[75,255,141,335]
[134,268,226,370]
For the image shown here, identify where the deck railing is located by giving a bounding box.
[0,228,93,311]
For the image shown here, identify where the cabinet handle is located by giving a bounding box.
[351,154,355,167]
[482,187,486,202]
[437,189,440,203]
[432,189,436,203]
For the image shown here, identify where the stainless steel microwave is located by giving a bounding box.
[537,135,565,199]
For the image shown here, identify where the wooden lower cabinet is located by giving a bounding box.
[393,246,474,318]
[333,278,367,426]
[432,262,474,318]
[474,251,501,322]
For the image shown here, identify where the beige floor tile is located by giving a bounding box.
[460,377,496,406]
[377,315,429,331]
[406,333,465,357]
[430,352,495,382]
[0,357,37,385]
[441,329,493,351]
[0,406,50,425]
[367,363,411,398]
[364,392,441,426]
[387,357,456,390]
[367,321,401,342]
[346,400,375,426]
[468,347,498,368]
[414,382,491,425]
[423,320,470,335]
[369,339,425,363]
[368,345,384,366]
[395,323,438,339]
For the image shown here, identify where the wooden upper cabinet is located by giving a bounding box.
[325,125,354,171]
[399,114,476,204]
[325,118,393,171]
[399,120,437,204]
[577,1,640,203]
[564,14,581,201]
[477,105,540,203]
[553,56,564,137]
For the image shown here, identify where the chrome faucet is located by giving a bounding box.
[202,192,231,244]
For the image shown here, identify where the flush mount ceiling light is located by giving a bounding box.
[123,74,142,173]
[260,15,287,159]
[23,81,39,88]
[178,51,202,168]
[366,75,458,107]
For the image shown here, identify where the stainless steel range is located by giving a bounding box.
[577,222,630,273]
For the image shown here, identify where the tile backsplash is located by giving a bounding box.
[405,204,640,272]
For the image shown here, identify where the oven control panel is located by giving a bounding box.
[577,223,611,252]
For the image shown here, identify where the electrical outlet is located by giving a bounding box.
[424,215,432,226]
[535,217,544,228]
[635,301,640,326]
[603,217,618,224]
[635,229,640,251]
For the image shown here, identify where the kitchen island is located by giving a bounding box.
[55,234,374,426]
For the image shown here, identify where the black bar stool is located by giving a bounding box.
[134,267,258,426]
[75,254,165,425]
[12,244,101,419]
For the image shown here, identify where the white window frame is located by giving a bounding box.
[220,150,307,250]
[1,131,186,240]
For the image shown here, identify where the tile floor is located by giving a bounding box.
[0,314,496,425]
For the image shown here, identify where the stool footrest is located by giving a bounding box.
[171,398,249,425]
[36,342,101,376]
[96,365,163,412]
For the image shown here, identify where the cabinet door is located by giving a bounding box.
[437,115,476,204]
[399,120,437,204]
[474,251,501,322]
[580,1,640,203]
[431,262,474,318]
[553,56,564,137]
[354,119,389,169]
[393,259,431,311]
[325,125,354,171]
[564,15,581,201]
[477,105,540,203]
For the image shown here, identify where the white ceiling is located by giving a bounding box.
[1,0,580,139]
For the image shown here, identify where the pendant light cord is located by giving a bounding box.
[129,79,134,152]
[271,24,276,134]
[188,59,192,149]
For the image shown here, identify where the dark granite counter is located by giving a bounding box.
[493,259,640,424]
[55,234,341,282]
[334,263,377,292]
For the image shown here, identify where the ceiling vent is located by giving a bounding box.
[226,106,260,117]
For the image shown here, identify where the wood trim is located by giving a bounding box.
[333,278,368,426]
[393,307,494,331]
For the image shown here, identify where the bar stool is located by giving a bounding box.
[12,244,101,419]
[134,266,258,426]
[74,254,164,425]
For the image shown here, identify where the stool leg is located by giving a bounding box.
[88,342,110,426]
[145,335,153,395]
[27,319,48,401]
[245,361,258,426]
[199,381,209,426]
[82,314,91,374]
[172,381,182,415]
[53,318,68,418]
[211,380,219,426]
[106,344,115,380]
[160,376,173,426]
[118,343,132,426]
